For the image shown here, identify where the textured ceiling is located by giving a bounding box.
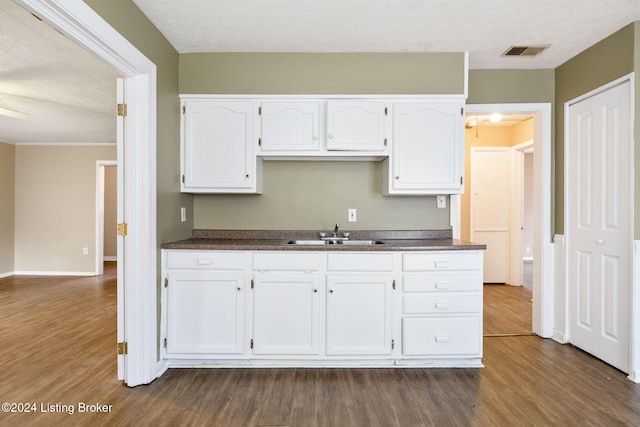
[0,0,120,145]
[133,0,640,69]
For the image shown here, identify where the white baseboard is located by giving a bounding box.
[0,271,15,279]
[13,271,96,276]
[104,256,117,262]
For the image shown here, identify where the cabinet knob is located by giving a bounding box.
[395,176,399,180]
[313,289,318,293]
[237,287,241,291]
[329,289,334,293]
[328,134,334,139]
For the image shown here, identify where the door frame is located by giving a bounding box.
[17,0,159,386]
[564,74,636,380]
[460,103,553,337]
[95,160,117,276]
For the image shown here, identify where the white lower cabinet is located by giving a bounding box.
[165,271,246,357]
[400,251,483,363]
[252,274,321,355]
[326,275,393,356]
[162,249,483,367]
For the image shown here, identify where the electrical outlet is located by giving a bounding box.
[436,195,447,209]
[82,247,89,255]
[348,208,357,222]
[180,207,187,222]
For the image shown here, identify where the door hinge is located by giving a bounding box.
[385,106,388,116]
[250,339,254,349]
[117,223,128,236]
[392,280,396,290]
[164,338,167,348]
[251,279,254,289]
[117,342,128,355]
[384,138,388,146]
[182,175,185,184]
[258,106,262,115]
[461,107,464,116]
[182,105,186,114]
[258,138,262,147]
[164,278,168,288]
[391,339,395,350]
[460,176,464,185]
[117,103,127,117]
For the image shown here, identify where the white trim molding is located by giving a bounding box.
[552,234,567,344]
[630,241,640,383]
[15,0,158,387]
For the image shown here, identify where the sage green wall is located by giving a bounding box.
[555,24,635,236]
[180,53,466,95]
[195,161,449,230]
[0,142,15,275]
[84,0,193,244]
[180,52,466,231]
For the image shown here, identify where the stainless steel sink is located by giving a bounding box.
[287,240,329,245]
[287,239,384,246]
[338,240,384,245]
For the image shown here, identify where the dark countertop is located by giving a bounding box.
[160,229,486,251]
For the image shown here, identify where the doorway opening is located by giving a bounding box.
[96,161,117,276]
[457,103,553,338]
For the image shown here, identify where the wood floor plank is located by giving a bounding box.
[1,264,640,426]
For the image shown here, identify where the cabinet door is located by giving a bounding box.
[326,275,393,355]
[326,100,388,151]
[389,102,464,194]
[260,101,321,151]
[182,100,257,192]
[166,272,245,355]
[252,274,321,355]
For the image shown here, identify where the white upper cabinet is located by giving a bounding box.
[259,101,321,151]
[181,99,261,193]
[384,101,464,195]
[326,100,389,151]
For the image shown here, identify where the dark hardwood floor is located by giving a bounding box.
[1,264,640,426]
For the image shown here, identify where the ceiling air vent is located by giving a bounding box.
[502,45,549,57]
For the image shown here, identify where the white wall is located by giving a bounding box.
[14,145,116,274]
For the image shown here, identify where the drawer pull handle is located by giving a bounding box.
[434,261,449,268]
[434,283,450,290]
[435,302,450,310]
[196,258,212,265]
[435,335,450,343]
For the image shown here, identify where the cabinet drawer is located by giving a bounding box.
[253,252,319,271]
[327,253,393,272]
[402,252,480,271]
[403,295,479,314]
[403,273,479,292]
[166,251,244,270]
[402,317,480,356]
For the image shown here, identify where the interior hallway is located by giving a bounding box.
[1,263,640,426]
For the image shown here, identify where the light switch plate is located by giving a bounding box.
[180,207,187,222]
[348,208,357,222]
[436,195,446,209]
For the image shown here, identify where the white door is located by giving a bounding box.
[325,275,393,356]
[252,274,321,355]
[567,81,631,372]
[470,147,510,283]
[116,78,125,380]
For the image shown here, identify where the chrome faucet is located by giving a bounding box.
[333,223,340,238]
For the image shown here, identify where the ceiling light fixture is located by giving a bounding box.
[489,113,503,123]
[0,106,28,120]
